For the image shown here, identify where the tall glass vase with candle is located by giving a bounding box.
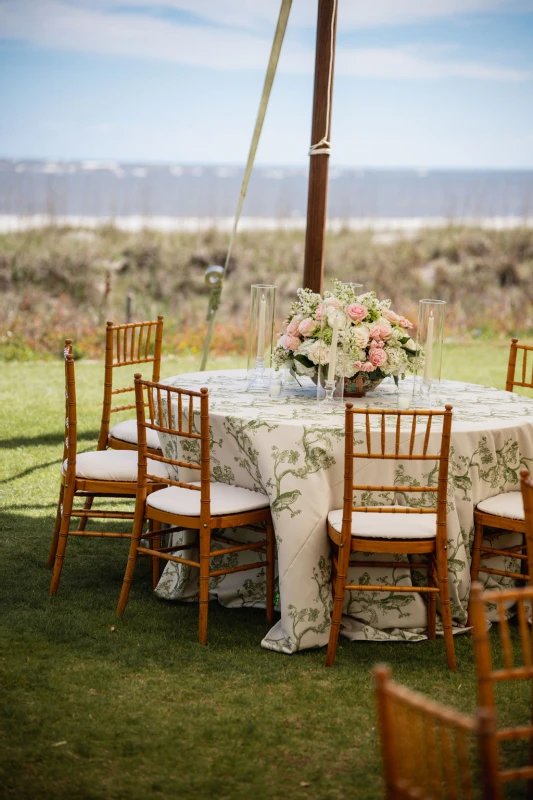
[247,284,277,391]
[414,299,446,404]
[316,300,346,405]
[341,282,363,294]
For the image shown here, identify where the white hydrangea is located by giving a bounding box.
[383,346,409,375]
[307,340,331,365]
[326,307,348,330]
[352,326,370,349]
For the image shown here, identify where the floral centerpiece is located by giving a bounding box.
[273,281,420,396]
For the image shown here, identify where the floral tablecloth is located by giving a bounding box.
[155,370,533,654]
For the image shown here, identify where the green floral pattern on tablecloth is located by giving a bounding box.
[155,370,533,654]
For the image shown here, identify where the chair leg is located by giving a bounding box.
[48,483,65,568]
[467,515,486,626]
[198,528,210,645]
[326,541,350,667]
[151,519,162,590]
[427,554,437,640]
[265,518,275,624]
[470,515,484,585]
[116,505,145,615]
[436,545,457,672]
[49,483,75,595]
[77,495,94,532]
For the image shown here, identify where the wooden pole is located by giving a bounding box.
[303,0,338,294]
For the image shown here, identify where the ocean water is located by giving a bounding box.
[0,159,532,230]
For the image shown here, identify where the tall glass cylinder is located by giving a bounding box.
[247,284,276,391]
[415,299,446,402]
[316,300,346,405]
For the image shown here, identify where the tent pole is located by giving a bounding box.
[303,0,338,295]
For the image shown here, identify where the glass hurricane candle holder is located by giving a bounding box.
[316,300,346,405]
[247,284,276,391]
[414,299,446,404]
[268,370,283,400]
[341,282,363,294]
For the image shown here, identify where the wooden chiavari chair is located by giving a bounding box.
[48,342,168,594]
[374,664,496,800]
[506,338,533,394]
[116,375,276,645]
[98,316,164,455]
[326,404,456,670]
[77,317,164,533]
[469,581,533,799]
[470,337,533,590]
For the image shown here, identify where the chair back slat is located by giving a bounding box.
[409,413,417,455]
[517,599,532,667]
[456,728,474,798]
[374,665,479,800]
[189,395,194,435]
[63,340,77,473]
[365,413,371,453]
[423,412,433,455]
[394,413,401,455]
[496,598,514,670]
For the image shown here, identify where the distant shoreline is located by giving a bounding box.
[1,213,532,233]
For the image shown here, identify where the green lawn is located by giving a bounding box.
[0,343,530,799]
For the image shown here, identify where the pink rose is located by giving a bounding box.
[353,360,362,371]
[324,297,342,309]
[369,348,387,368]
[315,305,325,321]
[286,317,301,336]
[383,309,400,323]
[283,334,301,351]
[369,339,384,349]
[362,361,375,372]
[398,316,413,329]
[345,303,368,323]
[369,322,393,341]
[298,317,317,337]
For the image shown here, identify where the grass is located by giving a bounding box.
[0,344,531,799]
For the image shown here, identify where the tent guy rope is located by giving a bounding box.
[198,0,292,372]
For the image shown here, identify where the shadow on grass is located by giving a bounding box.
[0,429,100,449]
[0,509,477,682]
[0,443,101,485]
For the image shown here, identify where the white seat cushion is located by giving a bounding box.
[62,450,170,482]
[328,507,437,539]
[147,482,270,517]
[109,418,162,451]
[476,491,524,521]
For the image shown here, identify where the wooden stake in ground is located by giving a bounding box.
[303,0,338,295]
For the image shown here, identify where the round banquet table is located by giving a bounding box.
[154,370,533,654]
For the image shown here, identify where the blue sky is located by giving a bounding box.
[0,0,532,167]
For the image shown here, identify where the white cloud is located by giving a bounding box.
[71,0,533,30]
[0,0,530,81]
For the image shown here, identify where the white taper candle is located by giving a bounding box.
[257,295,266,358]
[327,316,339,383]
[424,311,434,382]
